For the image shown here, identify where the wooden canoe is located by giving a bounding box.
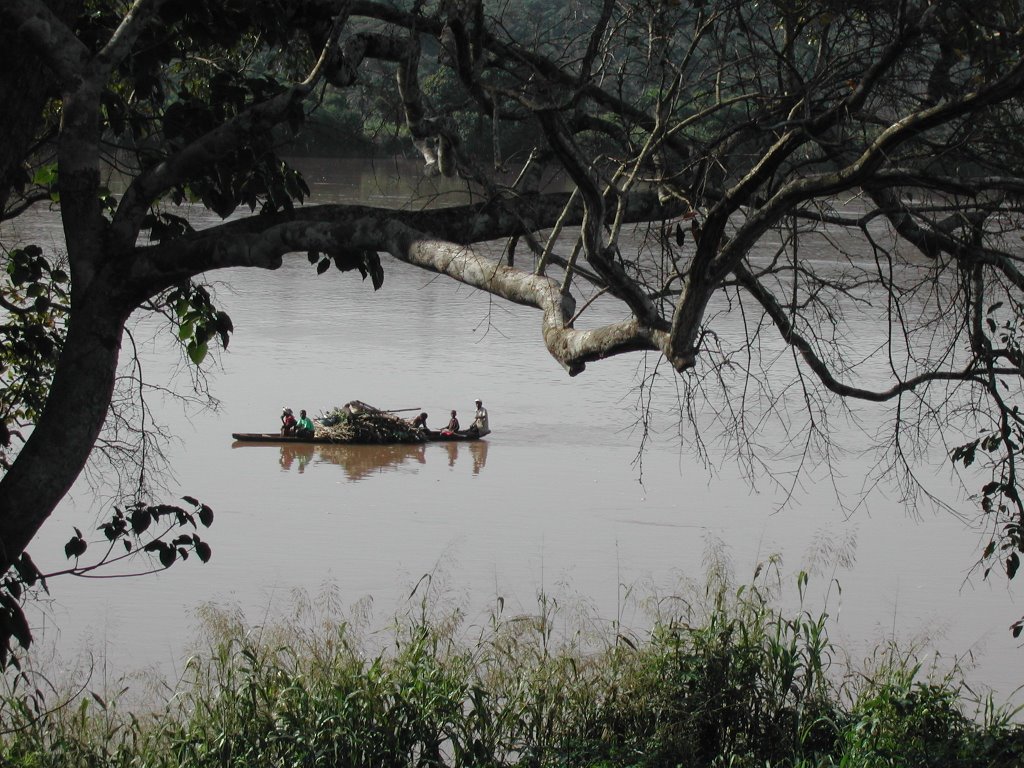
[423,430,483,442]
[231,430,483,445]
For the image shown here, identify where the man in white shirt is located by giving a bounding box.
[471,398,490,436]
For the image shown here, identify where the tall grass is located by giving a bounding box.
[1,567,1021,767]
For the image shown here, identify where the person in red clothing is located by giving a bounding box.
[280,407,297,436]
[441,410,460,436]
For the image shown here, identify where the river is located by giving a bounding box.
[8,158,1021,707]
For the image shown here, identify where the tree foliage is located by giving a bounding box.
[2,0,1024,647]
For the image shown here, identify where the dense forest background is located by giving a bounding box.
[291,0,591,158]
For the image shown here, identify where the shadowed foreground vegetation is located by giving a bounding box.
[1,569,1022,767]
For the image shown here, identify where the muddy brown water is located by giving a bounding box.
[9,159,1020,707]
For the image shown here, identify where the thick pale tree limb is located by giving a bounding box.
[382,221,668,374]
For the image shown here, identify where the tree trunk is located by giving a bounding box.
[0,290,125,571]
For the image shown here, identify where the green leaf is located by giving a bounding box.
[195,540,212,563]
[9,263,30,286]
[193,322,211,345]
[131,507,151,535]
[198,504,214,527]
[159,546,176,568]
[64,536,87,559]
[31,164,57,187]
[215,311,233,349]
[0,595,31,650]
[187,341,208,365]
[13,554,41,588]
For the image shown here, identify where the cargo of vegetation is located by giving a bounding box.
[314,403,424,444]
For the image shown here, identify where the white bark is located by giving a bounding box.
[384,222,669,374]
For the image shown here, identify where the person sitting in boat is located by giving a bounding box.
[296,409,315,439]
[280,407,297,436]
[410,412,429,432]
[441,409,460,436]
[468,398,490,437]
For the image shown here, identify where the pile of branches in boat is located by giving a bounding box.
[315,403,425,444]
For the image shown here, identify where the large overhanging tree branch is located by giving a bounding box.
[119,189,682,372]
[385,226,669,374]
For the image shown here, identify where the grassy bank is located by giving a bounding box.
[1,568,1021,767]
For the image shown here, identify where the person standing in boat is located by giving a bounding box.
[469,398,490,437]
[296,409,315,439]
[281,407,297,436]
[441,410,460,436]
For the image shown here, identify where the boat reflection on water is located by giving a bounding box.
[233,439,489,480]
[277,443,425,480]
[443,439,489,475]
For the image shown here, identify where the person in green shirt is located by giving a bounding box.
[296,409,315,438]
